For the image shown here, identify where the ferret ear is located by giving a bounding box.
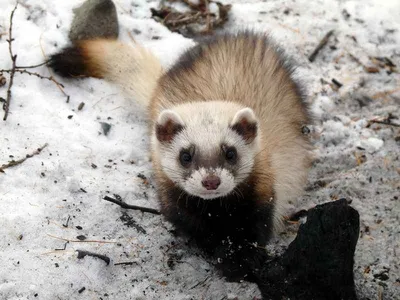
[230,108,258,144]
[156,110,185,143]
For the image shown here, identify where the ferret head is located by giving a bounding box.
[152,101,260,200]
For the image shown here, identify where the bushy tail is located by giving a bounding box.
[49,39,163,107]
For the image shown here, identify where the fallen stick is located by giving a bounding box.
[0,68,65,88]
[3,2,18,121]
[47,234,117,244]
[366,113,400,128]
[103,195,161,215]
[0,143,48,173]
[368,120,400,128]
[114,261,138,266]
[55,242,68,251]
[308,30,334,62]
[62,215,71,228]
[15,60,49,69]
[76,250,110,265]
[331,78,343,89]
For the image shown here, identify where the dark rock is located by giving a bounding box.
[76,235,87,241]
[69,0,119,42]
[372,265,390,281]
[0,74,6,87]
[254,199,360,300]
[100,122,112,136]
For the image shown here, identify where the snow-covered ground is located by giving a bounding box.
[0,0,399,299]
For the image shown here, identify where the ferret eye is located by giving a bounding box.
[225,147,237,162]
[179,151,192,166]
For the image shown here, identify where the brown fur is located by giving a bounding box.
[149,33,312,227]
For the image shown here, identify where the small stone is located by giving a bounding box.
[100,122,112,136]
[69,0,119,42]
[76,235,87,241]
[0,74,6,87]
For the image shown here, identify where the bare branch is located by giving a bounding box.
[47,234,117,244]
[368,120,400,128]
[3,2,18,121]
[0,143,48,173]
[0,68,65,88]
[103,195,161,215]
[16,60,49,69]
[308,30,334,62]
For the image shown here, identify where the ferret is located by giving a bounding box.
[49,31,313,281]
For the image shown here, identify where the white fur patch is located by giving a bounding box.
[152,101,260,200]
[157,109,184,127]
[231,107,257,126]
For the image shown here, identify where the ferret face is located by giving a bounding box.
[153,102,260,200]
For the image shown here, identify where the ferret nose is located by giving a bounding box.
[202,175,221,190]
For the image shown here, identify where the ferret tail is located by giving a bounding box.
[48,39,163,108]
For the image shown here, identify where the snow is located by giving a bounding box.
[357,137,384,153]
[0,0,399,299]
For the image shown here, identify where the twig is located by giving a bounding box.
[55,242,68,251]
[76,250,110,265]
[114,261,138,266]
[0,143,48,173]
[3,2,18,121]
[47,234,117,244]
[0,69,65,88]
[308,30,334,62]
[7,3,17,64]
[3,56,16,121]
[16,60,49,69]
[367,113,400,128]
[62,215,71,228]
[1,4,67,117]
[331,78,343,89]
[368,120,400,128]
[103,195,161,215]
